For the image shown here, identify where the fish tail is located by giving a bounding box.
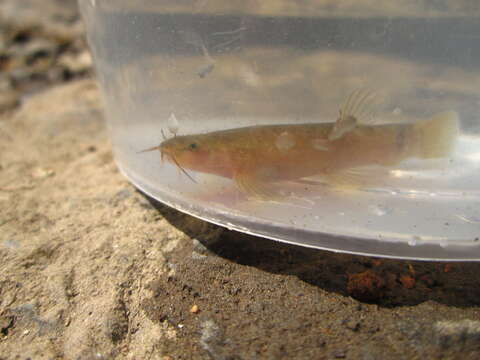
[413,111,459,158]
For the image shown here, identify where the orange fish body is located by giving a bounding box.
[157,110,458,198]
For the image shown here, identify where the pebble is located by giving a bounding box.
[347,270,385,302]
[192,238,209,254]
[31,167,55,179]
[58,50,92,74]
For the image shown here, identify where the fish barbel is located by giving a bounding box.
[142,91,459,199]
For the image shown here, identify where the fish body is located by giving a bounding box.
[161,123,400,180]
[143,90,459,199]
[158,111,458,198]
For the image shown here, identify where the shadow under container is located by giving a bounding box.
[79,0,480,260]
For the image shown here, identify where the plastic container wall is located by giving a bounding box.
[79,0,480,260]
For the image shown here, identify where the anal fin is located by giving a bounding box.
[324,166,389,190]
[292,178,327,186]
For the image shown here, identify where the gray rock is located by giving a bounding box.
[434,320,480,348]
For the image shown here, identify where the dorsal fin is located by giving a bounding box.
[328,89,380,141]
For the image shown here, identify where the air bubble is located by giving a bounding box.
[168,113,179,135]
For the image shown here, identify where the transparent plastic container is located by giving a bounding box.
[79,0,480,260]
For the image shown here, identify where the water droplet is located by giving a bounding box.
[168,113,179,135]
[408,236,421,246]
[439,239,449,248]
[392,107,402,115]
[368,204,391,216]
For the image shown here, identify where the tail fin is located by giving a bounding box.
[413,111,459,158]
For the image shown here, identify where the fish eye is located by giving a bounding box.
[188,143,198,150]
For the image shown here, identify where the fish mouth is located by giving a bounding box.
[138,143,197,184]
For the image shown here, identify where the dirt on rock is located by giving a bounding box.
[1,1,480,360]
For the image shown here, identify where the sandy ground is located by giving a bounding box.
[1,1,480,359]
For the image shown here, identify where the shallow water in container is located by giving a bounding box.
[80,1,480,260]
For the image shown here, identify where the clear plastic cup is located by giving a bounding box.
[79,0,480,260]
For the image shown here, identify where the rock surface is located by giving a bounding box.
[1,1,480,359]
[1,81,480,360]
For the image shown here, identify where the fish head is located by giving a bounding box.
[159,134,212,170]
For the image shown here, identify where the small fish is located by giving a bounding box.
[141,91,459,199]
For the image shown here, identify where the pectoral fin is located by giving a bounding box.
[234,171,278,200]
